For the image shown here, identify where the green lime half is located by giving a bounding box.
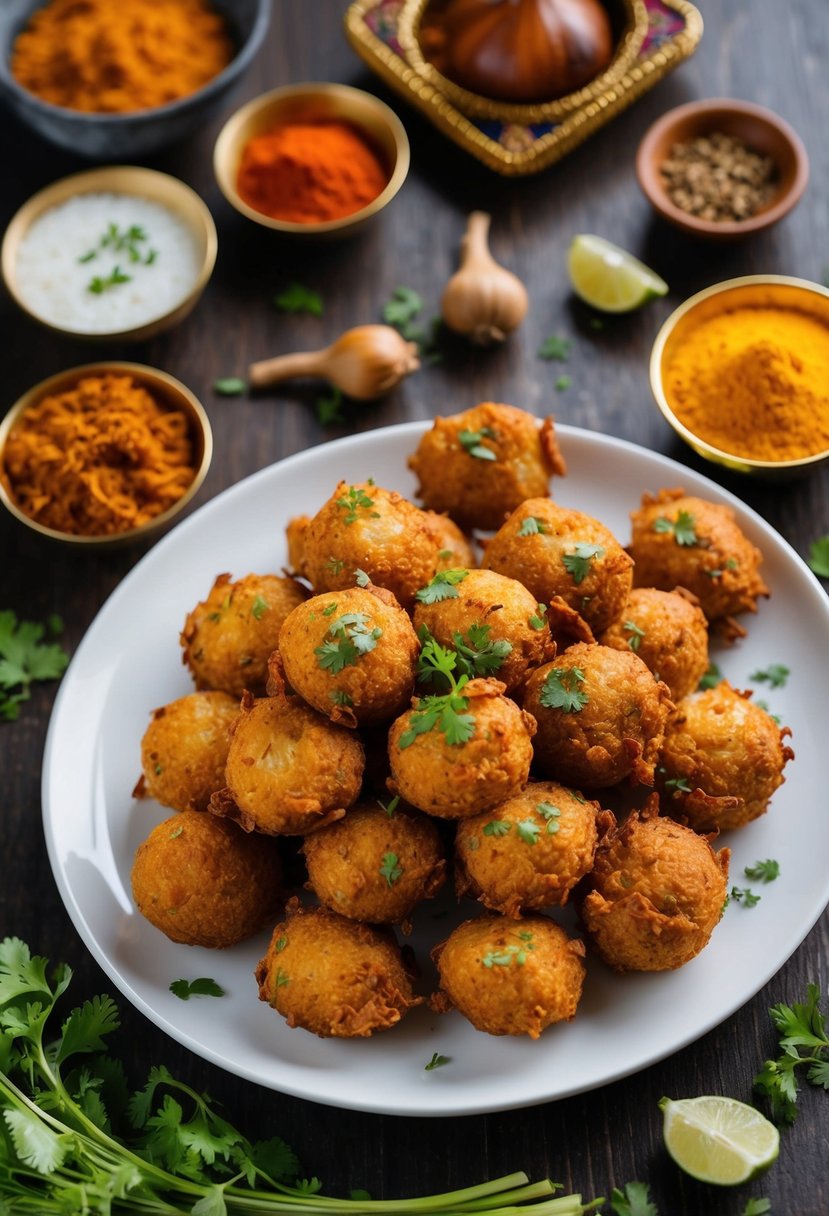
[660,1095,780,1186]
[568,234,668,313]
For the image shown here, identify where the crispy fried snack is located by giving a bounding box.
[134,690,238,812]
[599,586,709,701]
[421,510,477,571]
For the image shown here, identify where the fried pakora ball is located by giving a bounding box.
[412,568,554,695]
[421,510,477,571]
[210,692,364,836]
[278,585,419,727]
[134,691,238,812]
[430,912,586,1038]
[302,800,446,924]
[578,806,730,972]
[256,903,421,1037]
[388,678,535,819]
[599,587,709,702]
[523,643,673,789]
[181,573,307,697]
[408,403,566,532]
[628,489,769,637]
[658,681,794,832]
[483,498,633,636]
[287,481,441,609]
[131,810,281,948]
[455,782,606,917]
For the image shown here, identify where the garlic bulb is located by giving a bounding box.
[441,211,529,345]
[248,325,420,400]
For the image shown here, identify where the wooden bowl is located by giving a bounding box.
[213,82,410,238]
[636,99,809,240]
[0,362,213,548]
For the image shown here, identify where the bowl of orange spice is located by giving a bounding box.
[650,275,829,479]
[213,82,410,237]
[0,363,212,548]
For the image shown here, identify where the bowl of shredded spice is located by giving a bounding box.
[0,0,270,159]
[636,99,809,240]
[213,82,410,237]
[650,275,829,478]
[0,363,212,546]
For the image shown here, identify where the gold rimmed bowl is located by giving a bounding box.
[213,82,410,238]
[397,0,648,124]
[1,166,218,342]
[650,275,829,479]
[0,362,213,548]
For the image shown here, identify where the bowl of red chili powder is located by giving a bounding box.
[213,82,410,236]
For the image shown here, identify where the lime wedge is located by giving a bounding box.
[660,1096,780,1186]
[568,234,668,312]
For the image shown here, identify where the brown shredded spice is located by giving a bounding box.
[1,373,196,537]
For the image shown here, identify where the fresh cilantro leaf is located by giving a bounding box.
[169,978,225,1001]
[730,886,761,908]
[539,666,588,712]
[354,568,370,587]
[315,387,344,426]
[482,932,535,968]
[457,428,497,461]
[808,535,829,578]
[663,774,692,794]
[754,983,829,1123]
[400,638,474,749]
[538,334,570,361]
[424,1052,449,1071]
[213,377,247,396]
[415,569,469,604]
[250,596,269,620]
[536,802,561,833]
[516,819,540,845]
[528,603,548,630]
[562,542,605,585]
[555,375,571,391]
[623,620,646,651]
[483,820,511,837]
[330,689,353,707]
[518,516,546,536]
[376,795,399,817]
[698,661,722,691]
[382,286,423,337]
[744,859,780,883]
[274,283,323,316]
[751,664,790,689]
[336,485,379,524]
[0,611,70,721]
[450,623,512,678]
[315,612,382,674]
[249,1136,300,1183]
[325,556,345,575]
[88,265,131,294]
[379,852,403,886]
[652,509,698,546]
[610,1180,659,1216]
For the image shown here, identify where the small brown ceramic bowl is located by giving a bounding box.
[0,362,213,548]
[636,99,809,240]
[213,82,410,238]
[650,275,829,479]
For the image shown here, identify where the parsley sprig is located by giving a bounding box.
[336,485,380,525]
[415,569,469,604]
[0,611,69,721]
[753,983,829,1123]
[399,638,475,749]
[539,666,589,713]
[417,622,511,684]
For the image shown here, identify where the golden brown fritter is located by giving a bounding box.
[658,681,794,832]
[278,585,419,727]
[412,568,554,696]
[455,782,606,917]
[628,489,769,638]
[287,481,441,609]
[388,678,535,818]
[421,510,477,571]
[430,912,586,1038]
[255,903,421,1037]
[302,800,446,925]
[599,587,709,701]
[131,810,282,948]
[483,498,633,636]
[210,692,364,836]
[408,403,566,532]
[180,573,307,697]
[578,805,730,972]
[523,643,673,788]
[134,690,238,812]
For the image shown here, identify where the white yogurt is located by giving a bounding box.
[14,192,202,334]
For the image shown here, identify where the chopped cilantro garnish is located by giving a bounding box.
[354,568,370,587]
[539,666,588,713]
[379,852,403,886]
[730,886,761,908]
[623,620,646,651]
[451,623,512,678]
[555,374,571,391]
[382,285,423,337]
[330,689,353,707]
[663,775,692,794]
[744,859,780,883]
[483,820,511,837]
[458,428,497,461]
[315,612,382,674]
[528,603,548,630]
[652,510,698,546]
[336,485,380,525]
[169,977,224,1001]
[516,819,540,845]
[250,595,269,620]
[537,334,570,361]
[518,516,547,536]
[87,265,132,294]
[274,283,323,315]
[536,802,561,833]
[0,610,69,721]
[424,1052,450,1071]
[325,556,345,575]
[751,664,790,689]
[376,795,399,817]
[414,569,469,604]
[482,932,536,968]
[562,542,605,585]
[698,662,722,691]
[399,638,474,749]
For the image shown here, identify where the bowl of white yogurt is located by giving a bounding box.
[2,165,217,341]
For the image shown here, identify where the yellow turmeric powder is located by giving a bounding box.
[1,373,196,537]
[664,306,829,461]
[11,0,234,114]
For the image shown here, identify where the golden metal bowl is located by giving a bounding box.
[650,275,829,479]
[213,82,410,238]
[397,0,649,124]
[0,362,213,549]
[1,166,218,342]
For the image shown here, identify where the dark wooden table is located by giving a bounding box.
[2,1,828,1212]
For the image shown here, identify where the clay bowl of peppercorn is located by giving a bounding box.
[213,82,410,239]
[636,99,809,240]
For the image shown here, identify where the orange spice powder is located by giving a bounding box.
[10,0,234,114]
[236,119,389,224]
[1,373,196,537]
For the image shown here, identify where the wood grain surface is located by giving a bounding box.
[1,1,827,1213]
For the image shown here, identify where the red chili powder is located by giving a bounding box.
[236,118,389,224]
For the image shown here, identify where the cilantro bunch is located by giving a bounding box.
[753,983,829,1124]
[0,611,69,721]
[400,638,475,749]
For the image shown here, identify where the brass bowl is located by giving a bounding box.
[397,0,649,124]
[0,362,213,548]
[1,166,218,342]
[650,275,829,479]
[213,82,410,238]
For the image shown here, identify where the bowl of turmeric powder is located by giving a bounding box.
[213,82,410,237]
[650,275,829,478]
[0,0,270,159]
[0,363,213,547]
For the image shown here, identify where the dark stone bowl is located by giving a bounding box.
[0,0,271,160]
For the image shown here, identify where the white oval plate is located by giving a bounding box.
[43,422,829,1117]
